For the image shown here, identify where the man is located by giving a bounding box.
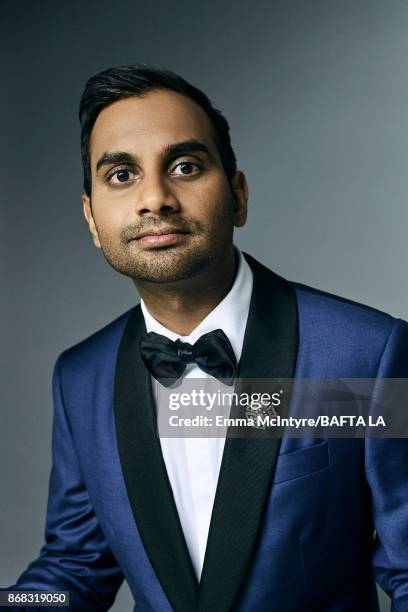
[5,65,408,611]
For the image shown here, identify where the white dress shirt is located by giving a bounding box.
[140,248,253,579]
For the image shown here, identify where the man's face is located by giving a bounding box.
[82,89,248,283]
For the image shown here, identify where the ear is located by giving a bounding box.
[231,170,248,228]
[82,193,101,249]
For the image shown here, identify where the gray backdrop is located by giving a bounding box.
[2,1,408,610]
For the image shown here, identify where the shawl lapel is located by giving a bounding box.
[114,308,199,612]
[114,252,298,612]
[197,253,299,612]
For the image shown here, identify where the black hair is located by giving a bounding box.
[79,64,237,195]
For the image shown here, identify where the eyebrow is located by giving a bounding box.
[95,139,212,174]
[162,139,211,159]
[96,151,134,173]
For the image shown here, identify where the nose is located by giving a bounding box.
[135,172,180,216]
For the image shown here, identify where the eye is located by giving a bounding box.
[170,161,200,177]
[107,167,137,185]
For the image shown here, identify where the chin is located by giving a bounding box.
[107,247,213,284]
[134,258,212,283]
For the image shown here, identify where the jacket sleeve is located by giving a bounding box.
[3,354,124,610]
[365,319,408,612]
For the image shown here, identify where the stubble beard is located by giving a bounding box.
[97,220,233,284]
[111,240,214,283]
[94,186,236,283]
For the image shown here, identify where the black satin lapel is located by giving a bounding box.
[197,253,299,612]
[114,306,198,612]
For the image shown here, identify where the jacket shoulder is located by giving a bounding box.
[57,306,137,372]
[291,281,408,376]
[244,251,404,345]
[292,280,399,334]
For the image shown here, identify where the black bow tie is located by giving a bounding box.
[139,329,237,387]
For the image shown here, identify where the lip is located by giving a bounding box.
[133,228,190,248]
[136,227,188,239]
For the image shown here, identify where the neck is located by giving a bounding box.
[134,247,238,336]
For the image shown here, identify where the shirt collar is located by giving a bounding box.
[140,248,253,364]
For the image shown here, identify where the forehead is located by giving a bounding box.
[89,89,217,163]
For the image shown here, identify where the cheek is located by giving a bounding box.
[92,197,128,237]
[207,186,235,229]
[188,177,234,223]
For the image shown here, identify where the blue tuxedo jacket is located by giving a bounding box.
[7,253,408,611]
